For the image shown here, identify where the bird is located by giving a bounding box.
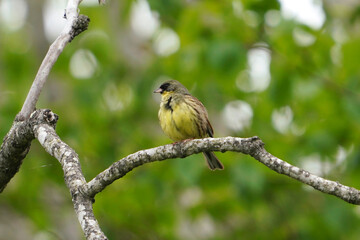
[154,80,224,170]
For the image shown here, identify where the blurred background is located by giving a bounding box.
[1,0,360,239]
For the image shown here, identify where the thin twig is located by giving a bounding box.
[17,0,89,121]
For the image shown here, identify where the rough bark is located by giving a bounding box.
[0,118,34,192]
[32,110,107,240]
[3,108,360,240]
[83,137,360,205]
[0,0,89,192]
[0,0,97,238]
[1,0,359,239]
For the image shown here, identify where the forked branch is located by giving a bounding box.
[3,108,360,240]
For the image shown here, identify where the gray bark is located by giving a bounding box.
[0,118,33,192]
[3,108,360,240]
[32,110,107,240]
[84,136,360,205]
[1,0,360,239]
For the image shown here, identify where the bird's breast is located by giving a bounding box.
[159,97,201,141]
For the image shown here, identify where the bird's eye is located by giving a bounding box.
[160,83,170,91]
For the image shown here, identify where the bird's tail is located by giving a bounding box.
[203,152,224,170]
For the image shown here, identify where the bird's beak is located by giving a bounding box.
[153,88,162,94]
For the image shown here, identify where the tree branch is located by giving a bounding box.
[3,107,360,239]
[0,0,95,236]
[31,109,107,240]
[0,0,89,192]
[0,118,34,192]
[83,137,360,205]
[17,0,89,121]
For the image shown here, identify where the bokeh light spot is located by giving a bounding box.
[278,0,325,30]
[153,28,180,57]
[293,27,316,47]
[271,106,293,134]
[130,0,160,40]
[237,45,271,92]
[43,0,66,42]
[69,49,98,79]
[0,0,28,32]
[222,100,253,132]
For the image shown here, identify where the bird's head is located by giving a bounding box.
[154,80,190,95]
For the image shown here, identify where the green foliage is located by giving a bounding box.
[1,0,360,239]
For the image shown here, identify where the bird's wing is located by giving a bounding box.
[185,94,214,138]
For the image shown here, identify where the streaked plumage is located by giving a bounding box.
[154,80,224,170]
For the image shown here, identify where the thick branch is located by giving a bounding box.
[1,108,107,239]
[31,110,107,240]
[0,119,34,192]
[84,137,360,204]
[0,0,89,195]
[1,0,89,190]
[3,108,360,239]
[17,0,89,121]
[0,109,58,193]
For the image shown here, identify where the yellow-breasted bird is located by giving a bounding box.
[154,80,224,170]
